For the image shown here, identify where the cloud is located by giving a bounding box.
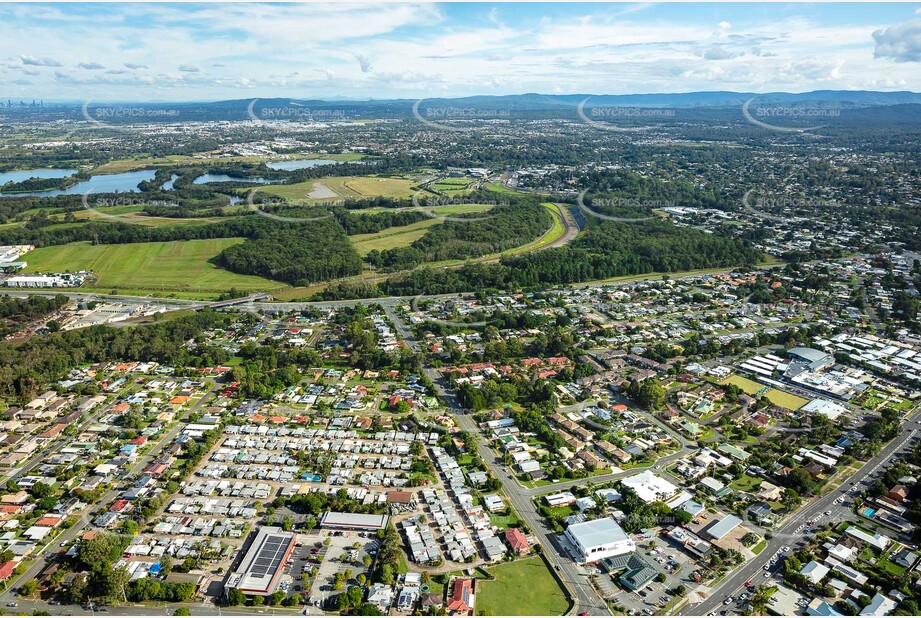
[12,79,32,85]
[20,55,61,67]
[702,44,738,60]
[355,54,372,73]
[124,62,148,70]
[77,62,105,70]
[873,18,921,62]
[178,64,200,73]
[106,69,129,75]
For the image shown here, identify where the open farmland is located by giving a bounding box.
[23,239,284,297]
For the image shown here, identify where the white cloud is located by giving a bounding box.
[873,18,921,62]
[77,62,105,70]
[178,64,200,73]
[20,54,61,67]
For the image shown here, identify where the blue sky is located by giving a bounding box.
[1,2,919,101]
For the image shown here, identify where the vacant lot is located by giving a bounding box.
[23,239,283,295]
[476,556,570,616]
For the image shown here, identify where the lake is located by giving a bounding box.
[266,159,338,171]
[0,169,158,198]
[192,174,275,185]
[161,174,180,190]
[0,168,77,185]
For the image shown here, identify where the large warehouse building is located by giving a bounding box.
[319,511,389,531]
[225,526,297,596]
[564,517,635,564]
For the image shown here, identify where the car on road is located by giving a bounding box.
[6,603,17,608]
[724,597,733,605]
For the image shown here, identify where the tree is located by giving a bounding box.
[224,588,246,606]
[379,563,395,585]
[285,593,303,607]
[19,579,38,596]
[173,609,191,616]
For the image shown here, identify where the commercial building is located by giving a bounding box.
[621,471,678,503]
[703,514,743,541]
[319,511,389,531]
[224,526,296,596]
[564,517,635,564]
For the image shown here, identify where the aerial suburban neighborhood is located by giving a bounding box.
[0,2,920,616]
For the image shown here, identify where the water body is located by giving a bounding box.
[160,174,180,190]
[0,169,158,198]
[266,159,338,171]
[0,168,77,184]
[192,174,275,185]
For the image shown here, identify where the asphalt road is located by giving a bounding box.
[679,407,921,616]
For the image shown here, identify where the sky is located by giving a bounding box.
[0,2,919,102]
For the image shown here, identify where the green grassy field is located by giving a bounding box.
[259,175,420,203]
[23,239,285,295]
[730,474,762,492]
[350,219,442,255]
[476,557,570,616]
[720,375,807,410]
[430,178,473,193]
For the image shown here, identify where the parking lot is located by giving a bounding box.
[296,531,378,609]
[597,538,703,616]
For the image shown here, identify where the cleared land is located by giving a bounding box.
[350,219,443,256]
[23,239,284,296]
[475,557,570,616]
[720,375,808,410]
[259,176,420,203]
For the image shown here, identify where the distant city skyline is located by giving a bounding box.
[1,2,919,101]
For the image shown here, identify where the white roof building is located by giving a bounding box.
[564,517,635,564]
[801,560,830,584]
[859,593,897,616]
[621,471,678,503]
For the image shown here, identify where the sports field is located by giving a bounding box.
[430,177,473,193]
[475,557,570,616]
[23,239,283,295]
[720,375,808,410]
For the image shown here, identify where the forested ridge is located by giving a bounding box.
[316,219,762,299]
[367,194,552,271]
[218,216,363,285]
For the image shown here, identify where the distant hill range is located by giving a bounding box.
[3,90,919,122]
